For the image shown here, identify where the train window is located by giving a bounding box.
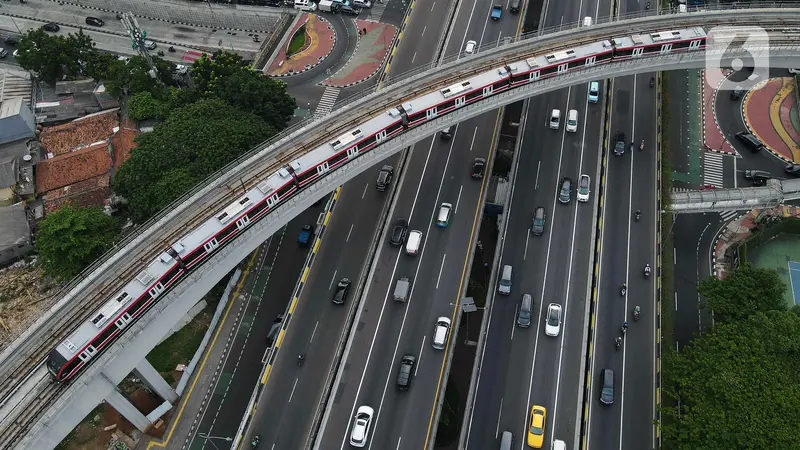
[530,71,540,81]
[375,130,388,143]
[266,193,280,207]
[426,108,438,120]
[466,90,483,101]
[360,134,378,149]
[204,238,219,253]
[347,147,359,159]
[249,200,268,219]
[115,312,132,329]
[440,99,456,111]
[96,326,117,346]
[182,249,204,267]
[387,122,403,134]
[329,151,348,167]
[163,266,181,283]
[127,297,148,317]
[492,80,508,90]
[216,225,237,242]
[236,216,250,230]
[296,170,316,185]
[149,282,165,298]
[317,162,331,173]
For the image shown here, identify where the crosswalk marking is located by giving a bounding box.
[702,152,725,188]
[314,87,340,119]
[368,0,388,21]
[671,187,692,193]
[719,210,739,221]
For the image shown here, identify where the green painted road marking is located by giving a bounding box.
[215,372,233,396]
[294,107,311,117]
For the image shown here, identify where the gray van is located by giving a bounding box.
[517,294,532,327]
[498,265,512,295]
[499,431,513,450]
[509,0,520,12]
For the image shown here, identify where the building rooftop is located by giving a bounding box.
[0,202,30,252]
[35,143,111,194]
[38,109,119,156]
[0,155,17,189]
[111,125,138,172]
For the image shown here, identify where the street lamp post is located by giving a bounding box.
[197,432,233,450]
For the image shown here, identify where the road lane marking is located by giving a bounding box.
[395,437,402,450]
[412,51,417,64]
[455,185,463,214]
[535,160,541,190]
[436,254,447,289]
[495,397,504,439]
[336,136,443,450]
[361,183,369,199]
[346,223,354,243]
[469,126,478,152]
[674,292,678,311]
[422,25,427,36]
[310,321,320,343]
[524,231,530,261]
[430,2,435,11]
[329,270,338,290]
[440,111,503,450]
[415,337,425,377]
[288,378,299,403]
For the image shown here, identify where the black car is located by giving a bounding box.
[42,23,60,32]
[600,369,615,405]
[265,314,285,348]
[558,177,572,204]
[332,278,351,305]
[613,131,626,155]
[85,17,105,27]
[376,165,394,191]
[4,36,19,46]
[471,157,486,179]
[735,131,764,152]
[396,354,416,391]
[389,218,409,246]
[340,5,361,15]
[786,164,800,177]
[744,169,771,186]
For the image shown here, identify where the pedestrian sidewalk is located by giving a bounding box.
[712,205,800,279]
[267,14,337,77]
[743,77,800,163]
[701,69,737,155]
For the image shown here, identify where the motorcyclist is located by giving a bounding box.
[633,305,641,320]
[620,282,627,296]
[621,321,628,334]
[298,353,305,364]
[252,435,260,448]
[640,139,645,151]
[650,76,655,87]
[635,209,641,221]
[615,336,623,348]
[644,263,651,277]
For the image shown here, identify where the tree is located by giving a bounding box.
[662,311,800,449]
[698,266,787,322]
[128,91,169,120]
[211,70,296,130]
[17,29,84,85]
[113,98,275,221]
[190,50,249,93]
[36,205,120,280]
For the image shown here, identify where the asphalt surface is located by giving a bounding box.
[183,205,324,450]
[311,0,528,448]
[0,7,258,61]
[463,0,616,447]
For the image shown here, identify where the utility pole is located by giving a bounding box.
[118,12,158,78]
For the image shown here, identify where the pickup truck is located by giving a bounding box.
[490,4,503,20]
[298,224,315,246]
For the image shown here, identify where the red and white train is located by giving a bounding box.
[47,26,707,381]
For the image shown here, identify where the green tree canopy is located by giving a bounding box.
[210,70,295,130]
[698,266,787,322]
[662,310,800,449]
[112,98,275,221]
[190,50,249,93]
[102,56,176,99]
[16,28,99,85]
[128,91,169,120]
[36,205,120,280]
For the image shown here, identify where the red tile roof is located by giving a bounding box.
[44,186,112,215]
[112,127,138,172]
[36,143,111,194]
[38,110,119,156]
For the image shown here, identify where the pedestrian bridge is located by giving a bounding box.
[669,179,800,213]
[6,6,800,450]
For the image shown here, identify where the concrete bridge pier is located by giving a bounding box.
[104,385,151,432]
[134,359,178,404]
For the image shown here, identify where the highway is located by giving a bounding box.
[464,0,610,447]
[307,1,529,449]
[0,3,263,58]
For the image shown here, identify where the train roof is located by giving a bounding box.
[405,67,510,111]
[509,39,613,73]
[613,27,707,49]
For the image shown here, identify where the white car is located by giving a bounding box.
[577,174,591,202]
[350,405,374,447]
[789,68,800,74]
[175,64,188,75]
[464,40,477,55]
[545,303,562,336]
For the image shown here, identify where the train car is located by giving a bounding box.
[47,26,711,382]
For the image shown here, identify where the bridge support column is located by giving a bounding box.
[105,388,151,432]
[135,359,178,404]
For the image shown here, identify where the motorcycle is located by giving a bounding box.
[621,322,628,335]
[168,46,176,53]
[252,435,260,448]
[297,353,306,367]
[649,76,654,88]
[620,283,627,297]
[646,1,650,9]
[615,336,623,349]
[633,305,641,321]
[644,264,651,279]
[639,140,644,151]
[635,210,641,221]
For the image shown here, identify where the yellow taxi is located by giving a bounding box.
[526,405,547,448]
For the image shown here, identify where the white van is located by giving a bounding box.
[432,317,451,349]
[294,0,318,11]
[582,16,593,27]
[588,81,600,103]
[553,440,566,450]
[566,109,578,132]
[549,109,560,130]
[406,230,423,255]
[499,431,513,450]
[353,0,372,7]
[498,265,512,295]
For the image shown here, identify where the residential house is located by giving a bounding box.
[0,97,36,145]
[0,202,32,266]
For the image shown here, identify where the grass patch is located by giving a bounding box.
[286,25,307,57]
